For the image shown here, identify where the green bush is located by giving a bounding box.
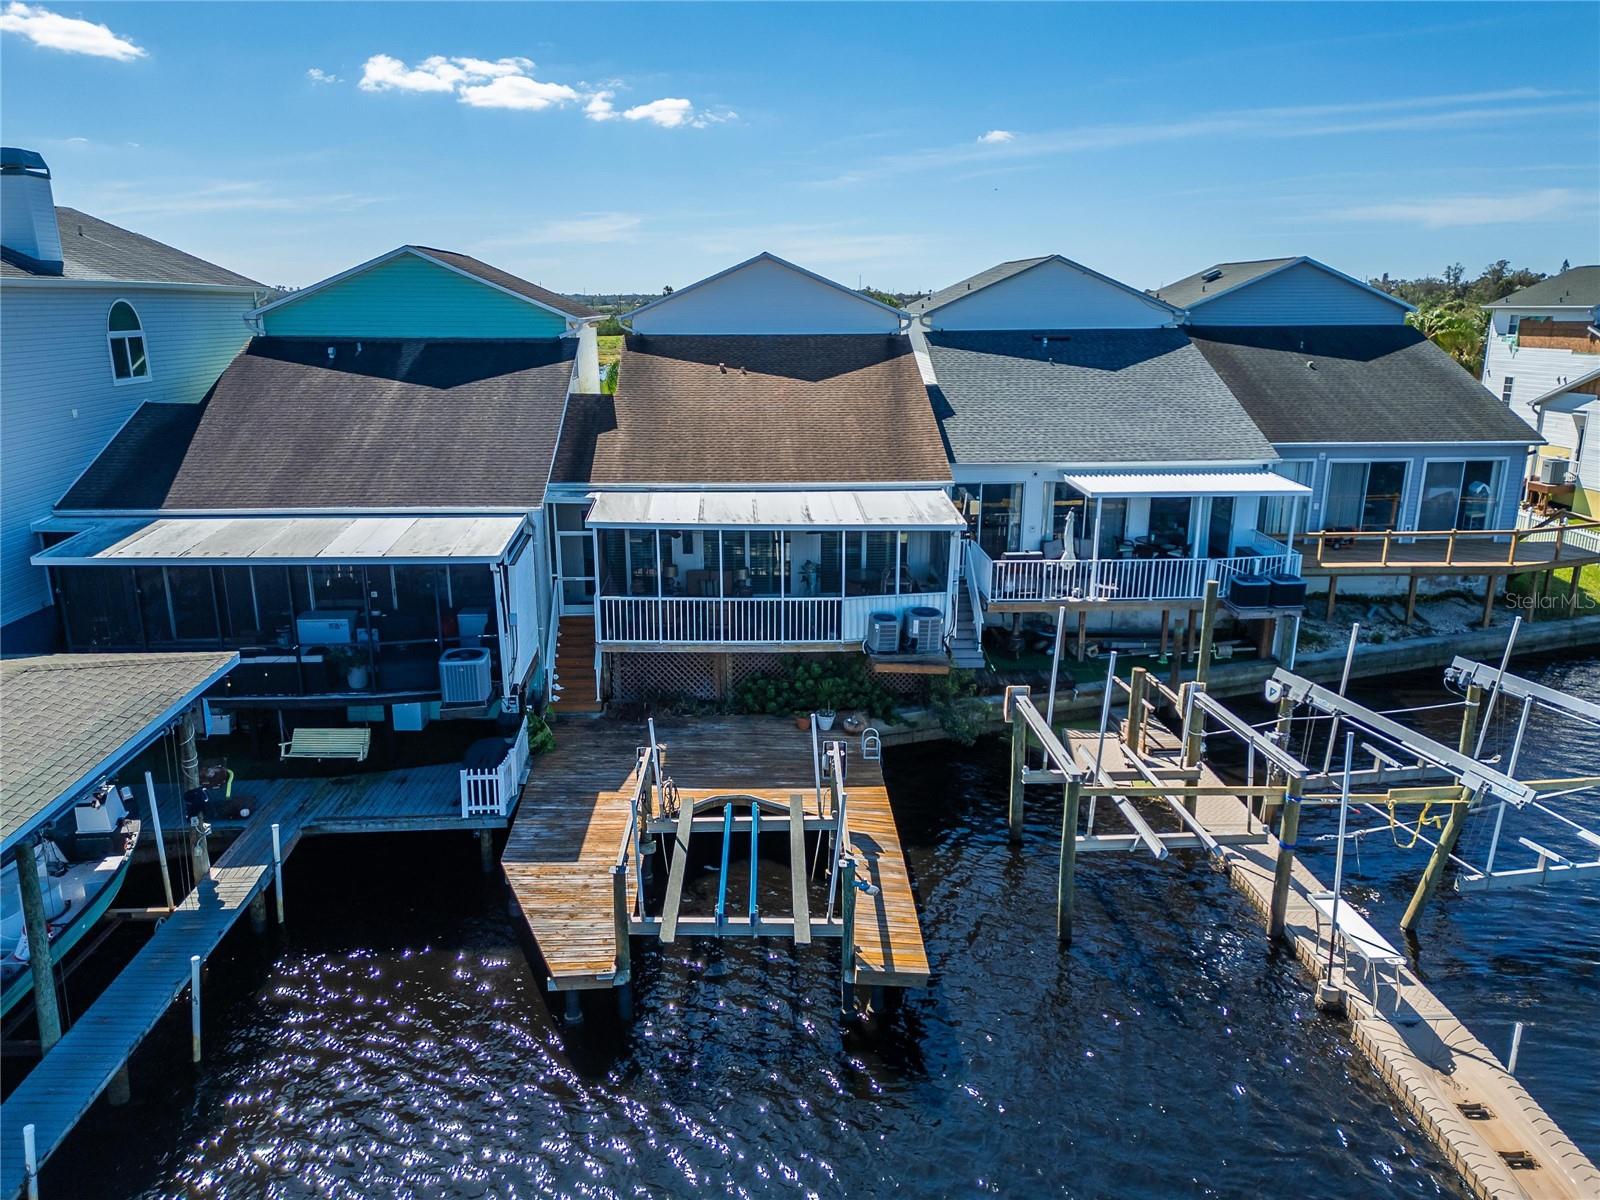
[928,668,988,745]
[732,656,898,721]
[525,713,556,755]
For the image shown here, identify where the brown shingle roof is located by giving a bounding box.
[61,337,576,511]
[553,335,950,485]
[410,247,600,318]
[1,651,235,849]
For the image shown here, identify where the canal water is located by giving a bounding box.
[42,656,1598,1198]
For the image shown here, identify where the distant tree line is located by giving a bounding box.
[1369,260,1571,376]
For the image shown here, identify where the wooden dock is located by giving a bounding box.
[501,716,930,993]
[0,763,507,1199]
[1064,720,1600,1200]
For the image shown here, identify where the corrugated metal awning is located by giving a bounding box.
[1061,471,1313,499]
[32,515,527,567]
[585,489,965,530]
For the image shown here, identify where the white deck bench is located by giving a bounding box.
[1307,891,1407,1012]
[280,727,371,762]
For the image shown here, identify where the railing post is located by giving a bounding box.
[22,1123,37,1200]
[1380,529,1392,567]
[1506,528,1520,566]
[1268,773,1304,943]
[1127,667,1148,756]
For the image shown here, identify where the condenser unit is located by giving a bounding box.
[865,611,899,654]
[440,647,493,705]
[905,606,944,653]
[1538,456,1571,485]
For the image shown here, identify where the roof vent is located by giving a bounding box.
[0,147,63,275]
[718,362,727,374]
[327,345,336,360]
[1201,268,1224,283]
[1306,360,1317,370]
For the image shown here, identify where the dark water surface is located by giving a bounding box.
[46,656,1599,1198]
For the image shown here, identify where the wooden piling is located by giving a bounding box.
[1159,609,1170,659]
[1057,779,1081,944]
[1127,668,1148,756]
[106,1064,131,1107]
[1325,575,1338,621]
[1267,773,1304,943]
[1481,576,1497,629]
[611,864,631,987]
[248,893,268,935]
[1075,610,1088,662]
[1400,683,1481,933]
[1404,576,1419,626]
[478,829,494,874]
[15,844,63,1052]
[1570,564,1586,617]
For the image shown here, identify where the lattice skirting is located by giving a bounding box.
[607,652,721,702]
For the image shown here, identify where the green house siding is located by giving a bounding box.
[262,252,570,339]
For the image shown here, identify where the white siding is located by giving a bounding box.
[1481,307,1598,458]
[927,258,1174,330]
[630,257,900,335]
[0,285,256,626]
[1188,262,1409,326]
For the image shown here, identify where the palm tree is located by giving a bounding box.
[1407,300,1488,374]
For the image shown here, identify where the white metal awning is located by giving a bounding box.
[1061,471,1313,499]
[32,514,527,568]
[585,489,965,530]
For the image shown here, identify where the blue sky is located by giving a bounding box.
[3,2,1597,294]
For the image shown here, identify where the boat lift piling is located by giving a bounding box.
[143,771,175,912]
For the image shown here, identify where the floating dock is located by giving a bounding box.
[1,766,511,1200]
[501,716,930,999]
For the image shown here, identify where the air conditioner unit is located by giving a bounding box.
[865,611,899,654]
[905,606,944,653]
[440,647,493,705]
[1538,456,1571,485]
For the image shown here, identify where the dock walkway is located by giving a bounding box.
[501,716,930,992]
[1069,722,1600,1200]
[1,763,505,1199]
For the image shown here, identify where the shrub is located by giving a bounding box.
[732,656,898,721]
[928,668,989,745]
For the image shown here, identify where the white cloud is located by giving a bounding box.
[977,129,1015,144]
[453,56,533,79]
[306,67,339,85]
[459,75,579,111]
[584,90,618,121]
[589,94,737,129]
[1323,187,1586,229]
[622,97,695,128]
[359,53,467,93]
[482,212,644,246]
[92,180,377,218]
[0,2,144,60]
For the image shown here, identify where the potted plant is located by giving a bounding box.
[326,645,369,691]
[815,709,836,731]
[794,712,811,731]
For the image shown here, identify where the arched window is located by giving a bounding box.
[107,300,150,382]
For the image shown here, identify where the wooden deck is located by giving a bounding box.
[501,716,930,992]
[1064,721,1600,1200]
[0,763,504,1199]
[1305,524,1600,577]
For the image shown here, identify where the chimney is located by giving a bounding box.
[1,148,64,275]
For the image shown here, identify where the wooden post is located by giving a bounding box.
[1505,528,1520,566]
[1404,576,1419,625]
[1075,609,1088,662]
[1445,529,1458,565]
[1380,529,1393,567]
[477,829,494,874]
[1268,773,1304,943]
[1158,609,1170,659]
[1057,778,1081,944]
[839,855,857,1016]
[107,1063,132,1106]
[1571,564,1586,617]
[1401,683,1482,932]
[1006,685,1029,845]
[1194,579,1219,687]
[1481,576,1497,629]
[611,864,631,986]
[1187,609,1200,661]
[1324,575,1338,621]
[1127,667,1148,756]
[1263,693,1293,827]
[248,892,268,935]
[15,842,63,1052]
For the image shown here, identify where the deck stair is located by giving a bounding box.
[950,584,986,670]
[551,616,603,715]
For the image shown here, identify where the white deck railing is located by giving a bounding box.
[459,718,530,819]
[966,537,1301,606]
[597,592,950,646]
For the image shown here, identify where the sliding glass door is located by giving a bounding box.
[1418,460,1499,531]
[1324,461,1407,531]
[956,483,1021,557]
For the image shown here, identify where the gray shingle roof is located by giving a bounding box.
[553,334,950,485]
[1486,265,1600,309]
[919,327,1277,465]
[60,337,576,511]
[0,207,261,287]
[410,247,600,319]
[1185,325,1540,445]
[907,257,1053,314]
[1153,258,1299,310]
[1,651,235,850]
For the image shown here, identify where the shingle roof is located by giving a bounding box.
[552,334,950,485]
[918,327,1276,465]
[1486,265,1600,309]
[410,247,600,318]
[0,207,261,287]
[1185,325,1539,445]
[1,651,235,850]
[1154,258,1299,310]
[907,257,1053,314]
[60,337,576,511]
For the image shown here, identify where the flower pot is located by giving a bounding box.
[816,710,836,731]
[795,715,811,731]
[842,714,865,735]
[347,665,370,690]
